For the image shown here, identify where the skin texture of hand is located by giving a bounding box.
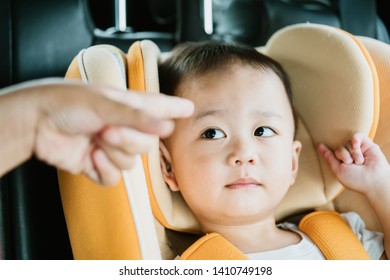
[318,132,390,196]
[0,80,194,186]
[318,132,390,258]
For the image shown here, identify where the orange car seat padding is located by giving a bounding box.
[128,41,202,234]
[125,41,164,259]
[359,37,390,163]
[340,29,380,140]
[126,40,190,259]
[127,41,171,229]
[127,41,146,91]
[58,173,141,259]
[59,45,161,259]
[299,211,370,260]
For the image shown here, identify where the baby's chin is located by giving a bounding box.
[218,201,275,223]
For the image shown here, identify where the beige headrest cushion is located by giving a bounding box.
[263,24,379,220]
[144,23,379,232]
[333,36,390,231]
[76,45,128,88]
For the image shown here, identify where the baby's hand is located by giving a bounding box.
[317,132,390,197]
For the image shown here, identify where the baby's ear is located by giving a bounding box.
[290,140,302,186]
[159,141,180,192]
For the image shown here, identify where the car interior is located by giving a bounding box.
[0,0,389,260]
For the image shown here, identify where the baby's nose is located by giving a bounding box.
[227,144,258,166]
[232,157,256,166]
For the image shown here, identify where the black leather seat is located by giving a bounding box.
[91,0,176,52]
[0,0,176,90]
[0,0,94,259]
[176,0,389,46]
[0,0,94,88]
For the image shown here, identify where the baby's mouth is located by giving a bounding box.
[225,178,262,189]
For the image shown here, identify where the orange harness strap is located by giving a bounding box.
[180,211,370,260]
[180,233,248,260]
[299,210,370,260]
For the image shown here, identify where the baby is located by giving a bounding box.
[158,41,389,259]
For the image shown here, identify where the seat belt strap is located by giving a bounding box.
[180,233,248,260]
[174,210,370,260]
[299,210,370,260]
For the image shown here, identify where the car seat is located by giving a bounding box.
[58,22,389,259]
[58,43,162,259]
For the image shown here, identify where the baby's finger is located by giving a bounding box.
[334,146,353,164]
[317,143,342,173]
[351,132,366,149]
[346,141,364,165]
[354,132,377,155]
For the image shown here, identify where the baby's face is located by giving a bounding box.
[163,64,301,229]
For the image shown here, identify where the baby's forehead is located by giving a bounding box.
[181,67,287,103]
[181,62,277,84]
[193,61,273,76]
[180,64,285,93]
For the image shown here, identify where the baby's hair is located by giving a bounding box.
[158,40,297,135]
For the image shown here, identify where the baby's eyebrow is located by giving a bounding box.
[252,110,283,120]
[193,108,283,122]
[193,108,226,122]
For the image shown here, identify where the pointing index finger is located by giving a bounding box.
[106,90,194,120]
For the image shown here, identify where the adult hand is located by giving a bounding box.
[0,80,194,186]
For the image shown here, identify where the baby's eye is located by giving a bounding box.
[254,127,275,137]
[201,128,226,140]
